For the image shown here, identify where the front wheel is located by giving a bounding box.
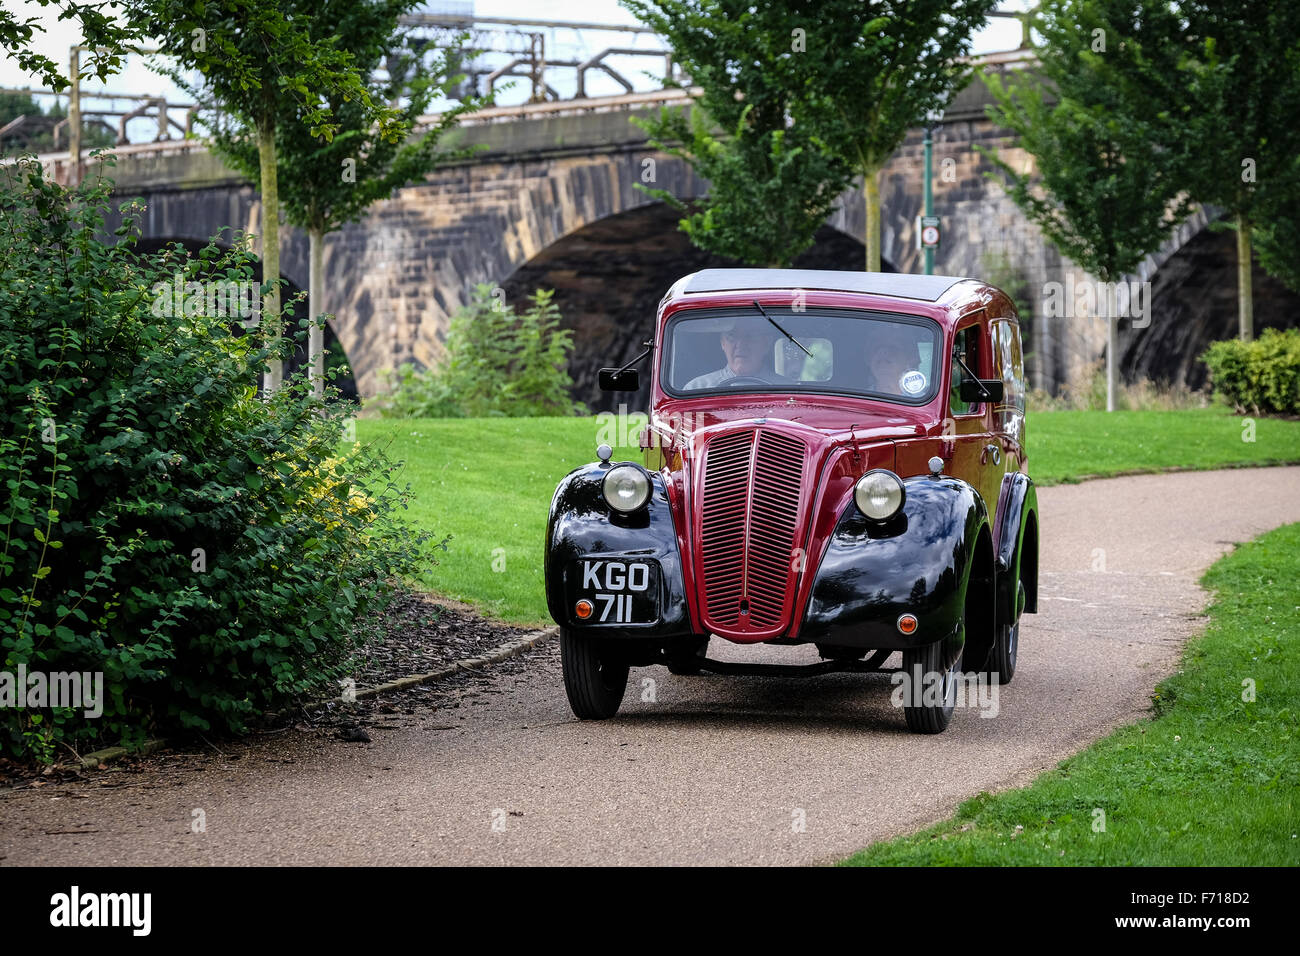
[981,578,1023,685]
[900,639,961,734]
[561,627,629,719]
[987,618,1018,685]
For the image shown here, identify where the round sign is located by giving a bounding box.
[921,225,940,246]
[900,370,927,395]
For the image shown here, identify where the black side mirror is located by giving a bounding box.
[959,378,1004,404]
[599,367,640,392]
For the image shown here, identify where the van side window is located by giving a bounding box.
[949,325,981,416]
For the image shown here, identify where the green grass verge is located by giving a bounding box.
[1028,407,1300,485]
[358,407,1300,625]
[841,522,1300,866]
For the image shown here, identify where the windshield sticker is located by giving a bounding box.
[900,370,927,395]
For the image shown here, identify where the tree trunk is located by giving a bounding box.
[258,119,282,392]
[1106,313,1118,413]
[309,226,325,399]
[864,167,882,273]
[1236,213,1254,341]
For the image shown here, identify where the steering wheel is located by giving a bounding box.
[722,376,774,387]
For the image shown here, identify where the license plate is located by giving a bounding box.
[571,559,659,625]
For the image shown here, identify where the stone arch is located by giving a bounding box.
[1121,216,1300,388]
[347,151,708,399]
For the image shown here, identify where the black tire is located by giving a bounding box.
[982,577,1023,685]
[561,627,629,719]
[666,635,709,675]
[900,638,961,734]
[987,618,1019,685]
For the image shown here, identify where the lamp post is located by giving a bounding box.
[922,105,944,275]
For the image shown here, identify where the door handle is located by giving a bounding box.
[982,443,1002,466]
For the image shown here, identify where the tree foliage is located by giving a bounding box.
[790,0,997,269]
[982,0,1191,282]
[1254,155,1300,294]
[0,1,140,92]
[136,0,409,391]
[624,0,993,271]
[623,0,852,267]
[208,0,484,239]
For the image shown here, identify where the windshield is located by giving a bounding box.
[661,307,942,404]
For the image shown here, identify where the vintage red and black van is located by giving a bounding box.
[544,269,1039,732]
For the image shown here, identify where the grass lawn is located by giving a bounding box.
[358,407,1300,625]
[841,522,1300,866]
[1029,406,1300,484]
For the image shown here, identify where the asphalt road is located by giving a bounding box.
[3,467,1299,866]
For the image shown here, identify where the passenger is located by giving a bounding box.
[866,336,925,397]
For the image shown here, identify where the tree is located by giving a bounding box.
[209,0,486,396]
[0,2,139,92]
[623,0,853,267]
[1169,1,1300,339]
[787,0,997,271]
[981,0,1192,411]
[138,0,405,392]
[1254,154,1300,294]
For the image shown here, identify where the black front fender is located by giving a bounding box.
[799,476,990,654]
[544,462,692,638]
[995,471,1039,621]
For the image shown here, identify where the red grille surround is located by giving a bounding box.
[696,428,807,637]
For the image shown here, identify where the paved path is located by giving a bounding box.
[3,467,1299,866]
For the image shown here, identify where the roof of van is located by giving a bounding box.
[675,269,974,302]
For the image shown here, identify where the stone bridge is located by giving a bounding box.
[79,62,1297,407]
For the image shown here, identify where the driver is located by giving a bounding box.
[684,316,792,389]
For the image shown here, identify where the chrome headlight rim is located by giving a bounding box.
[601,463,652,514]
[854,468,906,522]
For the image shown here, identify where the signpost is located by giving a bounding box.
[916,215,940,256]
[921,105,944,275]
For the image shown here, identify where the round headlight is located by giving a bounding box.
[854,469,905,521]
[602,464,652,513]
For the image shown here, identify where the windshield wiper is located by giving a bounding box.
[954,352,993,400]
[752,300,813,358]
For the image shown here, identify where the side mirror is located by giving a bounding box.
[599,367,640,392]
[959,378,1004,404]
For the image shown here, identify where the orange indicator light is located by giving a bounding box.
[575,599,594,620]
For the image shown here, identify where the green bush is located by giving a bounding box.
[1201,328,1300,416]
[0,158,428,762]
[376,283,586,418]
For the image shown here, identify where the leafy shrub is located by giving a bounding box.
[0,158,428,762]
[377,284,585,418]
[1201,329,1300,416]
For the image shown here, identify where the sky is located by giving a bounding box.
[1,1,1032,141]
